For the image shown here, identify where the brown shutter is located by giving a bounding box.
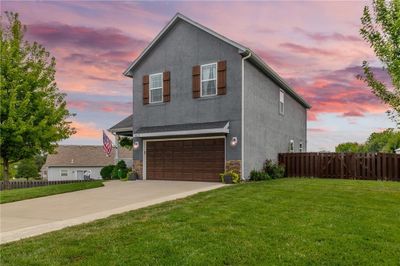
[163,71,170,102]
[143,75,149,105]
[217,60,227,95]
[192,65,201,98]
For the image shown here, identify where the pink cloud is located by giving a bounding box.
[67,100,132,115]
[294,27,362,42]
[308,128,329,133]
[70,120,101,139]
[342,110,365,117]
[27,23,146,50]
[280,43,336,56]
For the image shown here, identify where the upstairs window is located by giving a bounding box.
[299,142,303,152]
[149,73,163,103]
[201,63,217,97]
[279,90,285,115]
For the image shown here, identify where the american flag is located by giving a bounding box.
[103,131,113,156]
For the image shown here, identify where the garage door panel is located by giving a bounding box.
[146,138,225,182]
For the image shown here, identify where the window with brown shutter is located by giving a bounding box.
[217,60,226,95]
[192,65,200,98]
[163,71,170,102]
[143,75,149,105]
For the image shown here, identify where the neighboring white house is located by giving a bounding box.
[41,145,132,181]
[395,148,400,154]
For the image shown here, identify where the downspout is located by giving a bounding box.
[241,51,251,180]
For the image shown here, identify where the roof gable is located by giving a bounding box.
[123,13,311,109]
[123,13,246,77]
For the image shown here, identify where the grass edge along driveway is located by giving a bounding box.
[0,180,104,204]
[1,178,399,265]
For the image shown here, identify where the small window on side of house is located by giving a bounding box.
[201,63,217,97]
[299,142,303,152]
[149,73,163,103]
[289,140,294,152]
[279,90,284,115]
[60,169,68,176]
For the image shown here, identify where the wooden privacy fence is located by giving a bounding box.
[0,179,96,191]
[278,153,400,181]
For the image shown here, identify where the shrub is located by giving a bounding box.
[116,160,127,170]
[118,168,128,179]
[249,170,270,181]
[219,170,241,184]
[100,165,114,180]
[110,160,128,180]
[263,159,285,179]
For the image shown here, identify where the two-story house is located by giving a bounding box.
[110,13,310,182]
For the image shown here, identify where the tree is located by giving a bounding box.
[335,129,400,153]
[335,142,365,153]
[359,0,400,125]
[0,12,75,182]
[15,159,39,180]
[364,128,400,152]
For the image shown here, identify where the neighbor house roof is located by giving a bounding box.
[42,145,132,168]
[133,121,229,138]
[123,13,311,109]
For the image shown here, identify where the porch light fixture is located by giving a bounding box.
[230,137,238,147]
[133,141,140,150]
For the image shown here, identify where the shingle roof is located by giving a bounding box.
[42,145,132,168]
[109,114,133,132]
[135,121,229,134]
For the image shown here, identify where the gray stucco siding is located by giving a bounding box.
[130,20,243,162]
[243,61,307,178]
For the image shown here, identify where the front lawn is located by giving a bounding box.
[1,178,399,265]
[0,180,104,204]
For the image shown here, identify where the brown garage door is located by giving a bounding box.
[146,138,225,182]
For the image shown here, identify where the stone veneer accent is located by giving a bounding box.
[132,160,143,179]
[226,160,241,175]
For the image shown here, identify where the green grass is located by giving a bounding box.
[1,178,399,265]
[0,181,104,204]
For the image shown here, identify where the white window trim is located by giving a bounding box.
[200,62,218,97]
[279,89,285,115]
[289,139,294,152]
[149,73,163,104]
[60,169,68,176]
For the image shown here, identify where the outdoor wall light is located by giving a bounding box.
[133,141,140,150]
[230,137,238,147]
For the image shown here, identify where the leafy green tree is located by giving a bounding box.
[15,159,39,180]
[335,142,365,153]
[335,129,400,153]
[364,128,400,152]
[0,12,75,182]
[359,0,400,125]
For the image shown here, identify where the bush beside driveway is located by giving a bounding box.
[1,178,399,265]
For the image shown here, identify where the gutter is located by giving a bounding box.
[241,50,252,180]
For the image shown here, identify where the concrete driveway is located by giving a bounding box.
[0,180,225,244]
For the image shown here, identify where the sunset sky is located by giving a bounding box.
[2,1,394,151]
